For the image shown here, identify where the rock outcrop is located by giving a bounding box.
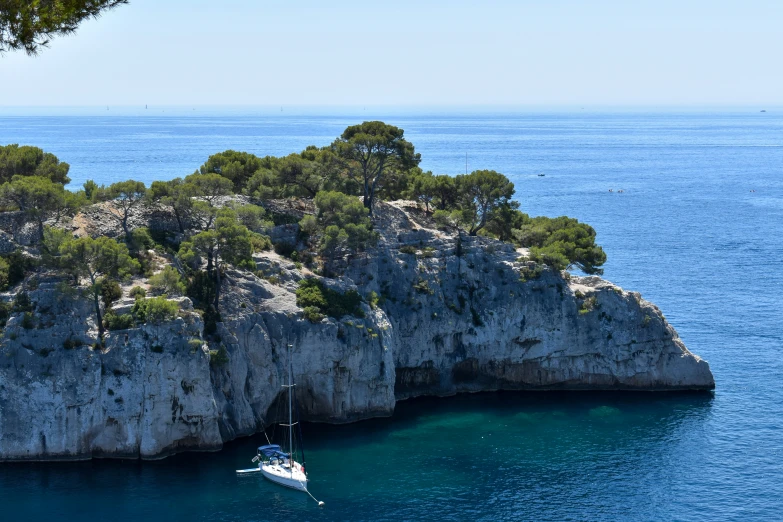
[0,201,713,461]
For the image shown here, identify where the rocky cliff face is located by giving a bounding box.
[0,201,713,461]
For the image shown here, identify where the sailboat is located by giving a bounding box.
[237,345,321,503]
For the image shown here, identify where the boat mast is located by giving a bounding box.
[288,344,293,478]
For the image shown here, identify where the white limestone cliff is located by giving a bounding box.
[0,201,713,460]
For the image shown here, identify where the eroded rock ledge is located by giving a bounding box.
[0,202,713,461]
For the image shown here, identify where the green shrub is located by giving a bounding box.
[250,233,272,252]
[432,209,454,228]
[150,344,164,353]
[202,305,221,336]
[273,241,296,258]
[131,227,155,252]
[100,279,122,308]
[2,251,36,290]
[148,266,186,296]
[129,286,147,300]
[132,297,179,325]
[413,278,433,295]
[21,311,35,329]
[148,228,176,249]
[578,295,597,315]
[0,300,10,328]
[209,346,229,367]
[13,291,33,313]
[62,337,83,350]
[104,312,134,331]
[470,307,484,327]
[0,257,9,291]
[519,265,543,282]
[298,214,318,236]
[420,246,436,258]
[368,291,380,309]
[399,245,417,255]
[296,278,363,319]
[188,338,204,353]
[302,306,324,323]
[186,270,216,310]
[313,191,378,256]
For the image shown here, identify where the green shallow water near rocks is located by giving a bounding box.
[0,391,714,521]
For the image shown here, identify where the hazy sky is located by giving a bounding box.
[0,0,781,107]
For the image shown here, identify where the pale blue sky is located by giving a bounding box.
[0,0,781,107]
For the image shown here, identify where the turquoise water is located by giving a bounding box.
[1,109,782,520]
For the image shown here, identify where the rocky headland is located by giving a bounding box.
[0,199,714,461]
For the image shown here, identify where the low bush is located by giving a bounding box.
[470,307,484,327]
[368,291,380,309]
[1,251,37,290]
[399,245,417,255]
[186,270,215,310]
[129,286,147,300]
[273,241,296,258]
[578,295,597,315]
[202,305,221,336]
[0,300,10,328]
[296,278,363,319]
[302,306,324,323]
[420,246,436,258]
[21,311,35,329]
[100,279,122,308]
[519,265,543,282]
[132,297,179,325]
[209,346,229,367]
[148,266,186,296]
[188,338,204,353]
[13,291,33,313]
[413,278,433,295]
[62,337,83,350]
[104,312,134,331]
[131,227,155,252]
[250,233,272,252]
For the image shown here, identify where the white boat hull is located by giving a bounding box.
[260,462,308,491]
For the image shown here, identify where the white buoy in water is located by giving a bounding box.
[319,501,325,507]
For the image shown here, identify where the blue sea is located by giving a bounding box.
[0,108,781,521]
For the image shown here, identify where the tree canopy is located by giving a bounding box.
[58,235,139,339]
[453,170,515,236]
[104,180,146,242]
[514,215,607,275]
[332,121,420,214]
[178,209,255,308]
[0,0,128,55]
[0,175,82,236]
[0,126,610,337]
[198,150,264,193]
[0,144,70,185]
[310,191,377,259]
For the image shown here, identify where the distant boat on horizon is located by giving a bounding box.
[761,109,767,113]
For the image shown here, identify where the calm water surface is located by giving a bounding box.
[0,109,781,521]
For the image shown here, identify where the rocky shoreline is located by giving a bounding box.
[0,200,713,461]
